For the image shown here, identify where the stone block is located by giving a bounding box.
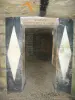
[72,72,75,95]
[0,56,6,69]
[0,47,6,55]
[0,77,7,88]
[0,20,5,25]
[0,35,5,47]
[0,26,5,33]
[0,70,6,77]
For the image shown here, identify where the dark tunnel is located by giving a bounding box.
[25,28,53,61]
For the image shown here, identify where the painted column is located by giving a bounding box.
[6,17,25,92]
[56,19,73,93]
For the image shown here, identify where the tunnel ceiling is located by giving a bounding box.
[0,0,75,18]
[25,28,52,34]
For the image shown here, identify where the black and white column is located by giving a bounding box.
[6,17,25,92]
[56,19,73,93]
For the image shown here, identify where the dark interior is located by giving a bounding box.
[25,28,53,61]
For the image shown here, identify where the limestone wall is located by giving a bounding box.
[0,17,7,90]
[0,0,75,18]
[72,20,75,98]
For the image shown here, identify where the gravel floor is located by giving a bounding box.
[0,60,72,100]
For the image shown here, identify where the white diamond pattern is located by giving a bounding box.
[8,26,21,80]
[59,26,71,80]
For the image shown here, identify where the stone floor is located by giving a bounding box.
[0,60,72,100]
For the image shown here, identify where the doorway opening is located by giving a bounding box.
[24,28,56,99]
[5,17,73,99]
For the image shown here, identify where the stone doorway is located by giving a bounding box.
[4,17,73,100]
[23,27,56,100]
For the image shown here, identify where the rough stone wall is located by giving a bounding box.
[0,0,75,18]
[52,29,57,67]
[0,17,7,90]
[25,28,35,60]
[72,20,75,98]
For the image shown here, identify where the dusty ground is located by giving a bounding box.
[0,60,72,100]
